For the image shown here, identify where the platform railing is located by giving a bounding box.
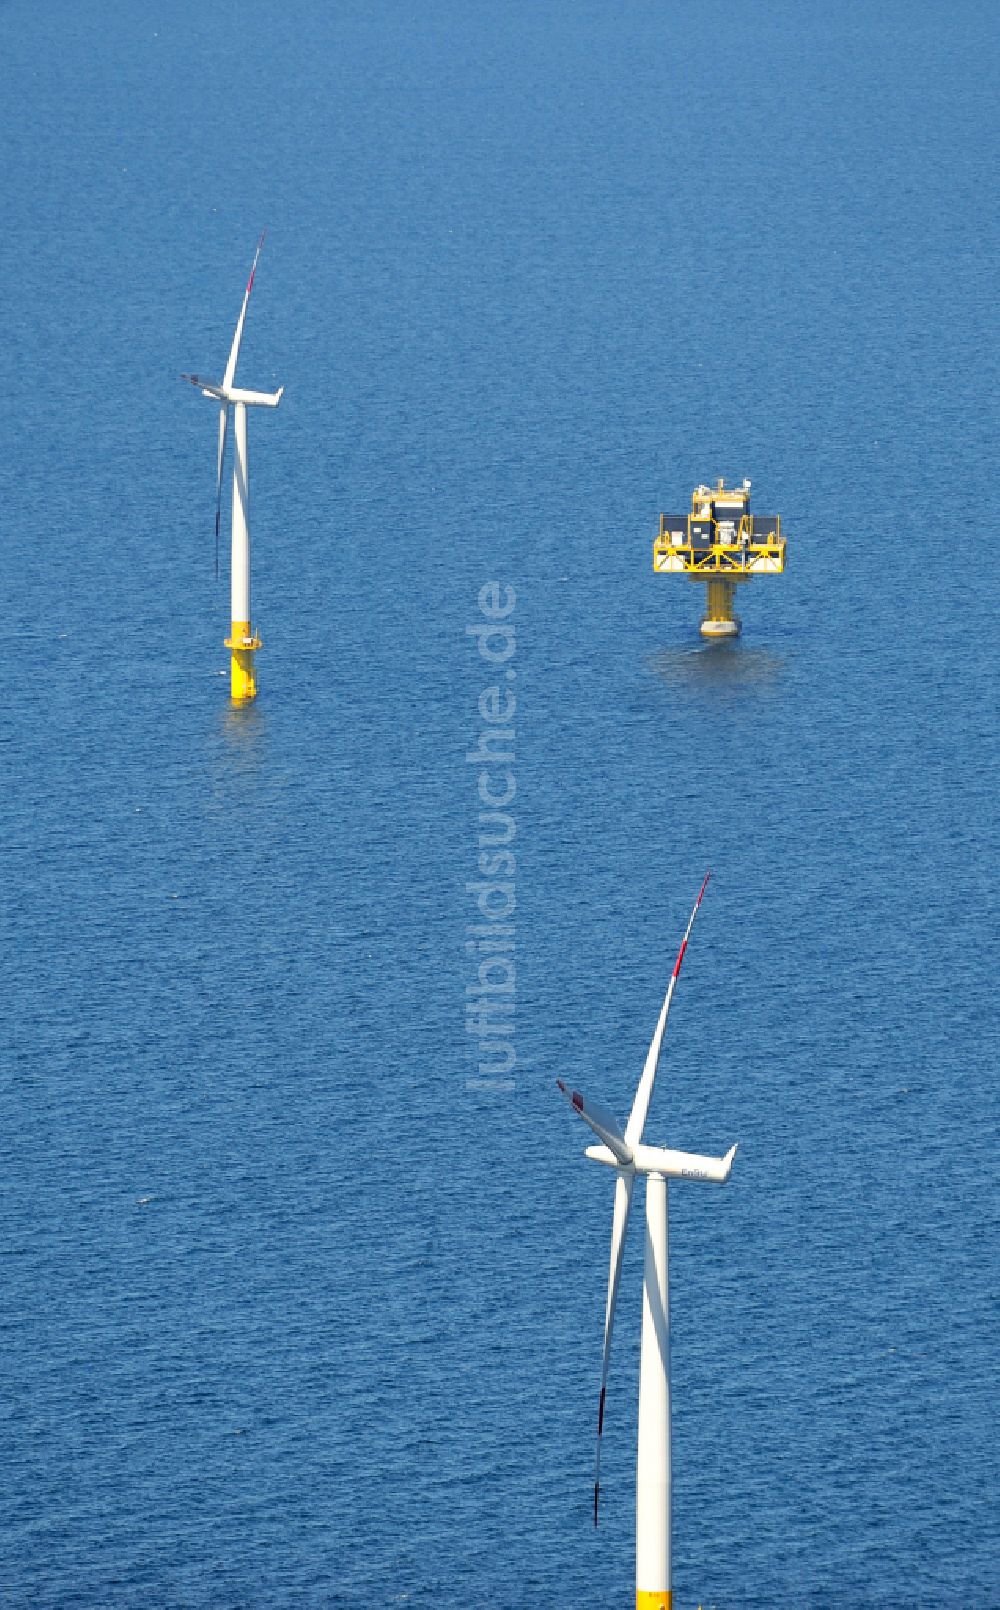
[654,513,784,572]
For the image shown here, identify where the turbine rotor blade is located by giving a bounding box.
[624,871,711,1148]
[181,374,227,401]
[556,1080,632,1165]
[222,230,266,392]
[594,1169,634,1525]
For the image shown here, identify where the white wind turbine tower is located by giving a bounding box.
[182,233,283,701]
[558,872,737,1610]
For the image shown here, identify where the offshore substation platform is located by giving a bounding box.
[653,478,786,637]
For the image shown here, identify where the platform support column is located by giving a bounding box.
[701,577,741,638]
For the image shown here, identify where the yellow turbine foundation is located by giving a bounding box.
[700,577,741,638]
[636,1592,672,1609]
[225,620,261,701]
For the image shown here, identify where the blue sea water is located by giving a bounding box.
[1,1,997,1605]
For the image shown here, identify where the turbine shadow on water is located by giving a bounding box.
[648,640,785,697]
[217,699,268,780]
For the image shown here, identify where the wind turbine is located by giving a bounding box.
[557,872,737,1610]
[182,233,283,701]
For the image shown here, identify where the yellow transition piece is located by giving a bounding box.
[225,620,262,701]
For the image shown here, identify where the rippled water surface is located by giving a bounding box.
[1,2,997,1606]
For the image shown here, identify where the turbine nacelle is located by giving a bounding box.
[557,1079,736,1182]
[583,1140,738,1182]
[181,374,284,407]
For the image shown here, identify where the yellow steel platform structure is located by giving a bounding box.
[653,478,785,637]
